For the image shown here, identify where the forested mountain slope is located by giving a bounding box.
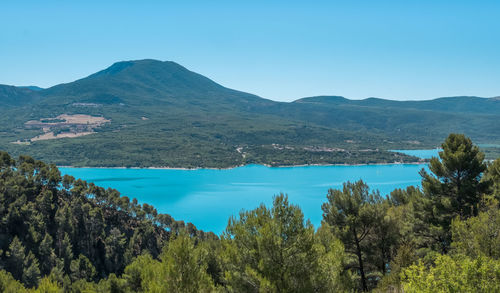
[0,85,40,108]
[0,60,498,167]
[294,95,500,114]
[265,95,500,144]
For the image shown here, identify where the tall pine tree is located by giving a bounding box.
[420,133,490,252]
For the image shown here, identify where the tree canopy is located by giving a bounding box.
[0,133,499,292]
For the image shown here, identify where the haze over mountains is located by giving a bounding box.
[0,59,498,167]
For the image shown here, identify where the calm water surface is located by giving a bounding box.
[60,160,431,233]
[391,149,441,159]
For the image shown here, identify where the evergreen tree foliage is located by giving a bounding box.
[401,254,500,292]
[21,251,40,288]
[484,158,500,199]
[0,133,498,292]
[0,151,207,288]
[0,269,26,293]
[451,200,500,259]
[420,133,490,252]
[321,180,387,291]
[222,194,348,292]
[5,237,25,281]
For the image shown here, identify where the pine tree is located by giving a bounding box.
[420,133,490,252]
[160,233,214,293]
[322,180,384,291]
[70,254,96,282]
[484,158,500,200]
[6,237,25,281]
[0,270,27,292]
[21,252,40,288]
[38,233,56,275]
[223,194,343,292]
[60,233,73,273]
[104,228,127,274]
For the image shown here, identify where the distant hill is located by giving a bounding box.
[266,95,500,143]
[18,85,44,91]
[293,95,500,115]
[0,85,40,107]
[0,59,498,167]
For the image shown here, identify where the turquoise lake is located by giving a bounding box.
[391,148,441,159]
[60,156,434,233]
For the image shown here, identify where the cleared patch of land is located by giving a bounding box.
[31,131,96,141]
[22,114,110,142]
[25,114,109,126]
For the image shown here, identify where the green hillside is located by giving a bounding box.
[0,85,40,108]
[294,95,500,114]
[0,59,498,167]
[267,95,500,144]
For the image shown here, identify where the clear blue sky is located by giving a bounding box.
[1,0,499,101]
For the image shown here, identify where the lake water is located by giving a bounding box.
[391,149,441,159]
[60,160,431,233]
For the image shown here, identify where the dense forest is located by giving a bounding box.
[0,134,499,292]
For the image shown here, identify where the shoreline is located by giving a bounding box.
[57,160,428,170]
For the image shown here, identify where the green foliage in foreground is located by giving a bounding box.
[0,133,499,292]
[401,254,500,293]
[0,151,211,290]
[221,195,349,292]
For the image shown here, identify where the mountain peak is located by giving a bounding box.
[293,96,348,104]
[19,85,44,91]
[39,59,266,107]
[88,59,186,79]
